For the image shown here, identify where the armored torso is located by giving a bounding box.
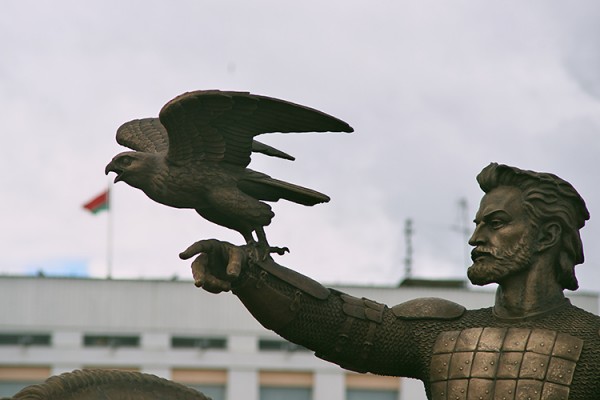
[415,301,600,400]
[430,327,582,400]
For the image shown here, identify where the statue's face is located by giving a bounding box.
[467,186,535,285]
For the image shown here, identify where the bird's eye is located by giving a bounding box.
[120,157,133,167]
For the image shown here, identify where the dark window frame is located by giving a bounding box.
[0,333,51,346]
[83,334,140,348]
[171,336,227,350]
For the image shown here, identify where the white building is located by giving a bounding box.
[0,275,597,399]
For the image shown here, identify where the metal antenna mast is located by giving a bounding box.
[404,218,413,279]
[457,198,470,268]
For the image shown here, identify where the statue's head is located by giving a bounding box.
[105,151,162,191]
[468,163,589,290]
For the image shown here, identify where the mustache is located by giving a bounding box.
[471,247,497,261]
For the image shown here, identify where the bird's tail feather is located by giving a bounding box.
[238,177,330,206]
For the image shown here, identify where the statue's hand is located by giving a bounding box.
[179,239,247,294]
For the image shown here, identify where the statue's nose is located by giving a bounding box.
[468,224,484,247]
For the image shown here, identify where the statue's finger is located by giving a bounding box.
[203,274,232,293]
[225,246,244,279]
[180,239,220,260]
[191,254,209,288]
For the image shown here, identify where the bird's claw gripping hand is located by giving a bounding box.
[255,244,289,260]
[180,239,251,294]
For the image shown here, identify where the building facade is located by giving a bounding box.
[0,276,597,399]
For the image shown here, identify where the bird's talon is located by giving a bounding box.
[269,246,290,256]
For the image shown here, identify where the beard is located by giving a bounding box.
[467,234,533,286]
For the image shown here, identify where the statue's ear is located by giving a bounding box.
[536,222,561,253]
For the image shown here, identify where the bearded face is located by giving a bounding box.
[467,230,534,285]
[467,186,538,286]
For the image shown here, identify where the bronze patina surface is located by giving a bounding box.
[105,90,353,253]
[181,162,599,399]
[9,369,209,400]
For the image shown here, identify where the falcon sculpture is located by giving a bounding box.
[105,90,353,252]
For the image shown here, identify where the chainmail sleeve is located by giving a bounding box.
[231,257,429,379]
[230,257,600,400]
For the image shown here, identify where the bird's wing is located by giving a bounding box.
[251,140,295,161]
[158,90,353,167]
[117,117,296,161]
[116,118,169,153]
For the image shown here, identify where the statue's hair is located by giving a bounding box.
[11,369,209,400]
[476,163,590,290]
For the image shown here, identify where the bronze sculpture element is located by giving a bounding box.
[181,163,599,399]
[8,369,209,400]
[106,90,353,253]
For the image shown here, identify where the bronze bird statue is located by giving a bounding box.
[105,90,353,253]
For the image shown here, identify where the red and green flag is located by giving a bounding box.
[83,190,109,214]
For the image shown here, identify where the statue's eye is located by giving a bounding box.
[489,219,505,229]
[120,157,133,167]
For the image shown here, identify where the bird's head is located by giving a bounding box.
[105,151,160,189]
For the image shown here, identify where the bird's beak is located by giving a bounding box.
[105,161,123,183]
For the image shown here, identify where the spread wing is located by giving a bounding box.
[116,117,296,160]
[158,90,353,167]
[116,118,169,153]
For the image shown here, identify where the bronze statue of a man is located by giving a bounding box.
[180,163,598,400]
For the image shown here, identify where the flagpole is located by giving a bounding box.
[107,184,113,279]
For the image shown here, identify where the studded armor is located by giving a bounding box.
[430,327,583,400]
[232,258,600,400]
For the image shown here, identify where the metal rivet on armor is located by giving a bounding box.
[541,343,545,346]
[484,367,488,371]
[465,360,470,364]
[490,361,494,365]
[533,368,537,372]
[459,367,463,371]
[568,349,572,353]
[461,389,465,393]
[443,362,447,366]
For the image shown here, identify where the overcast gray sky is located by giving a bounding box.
[1,1,600,293]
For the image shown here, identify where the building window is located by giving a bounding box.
[0,333,51,346]
[83,334,140,348]
[260,387,311,400]
[171,336,226,350]
[172,369,227,400]
[188,384,226,400]
[345,373,399,400]
[259,371,312,400]
[258,338,309,352]
[0,366,50,397]
[346,388,398,400]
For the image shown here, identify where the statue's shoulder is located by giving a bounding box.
[391,297,466,320]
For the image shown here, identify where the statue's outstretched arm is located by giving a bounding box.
[180,240,426,378]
